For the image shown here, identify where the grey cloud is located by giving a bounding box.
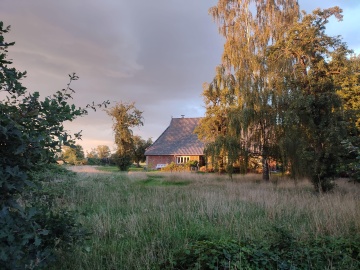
[1,0,359,153]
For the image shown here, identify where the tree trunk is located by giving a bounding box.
[262,157,269,181]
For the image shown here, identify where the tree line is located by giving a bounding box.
[61,102,152,169]
[61,135,152,169]
[195,1,360,192]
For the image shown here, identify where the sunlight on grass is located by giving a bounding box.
[137,177,191,187]
[95,165,148,173]
[94,166,120,173]
[55,171,360,269]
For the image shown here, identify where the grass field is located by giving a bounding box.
[54,167,360,269]
[96,165,147,173]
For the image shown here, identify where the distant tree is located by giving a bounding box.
[62,144,85,165]
[86,145,111,165]
[132,136,152,167]
[106,102,143,171]
[96,145,111,159]
[86,148,98,158]
[86,148,100,165]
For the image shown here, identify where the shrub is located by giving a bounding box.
[0,22,106,268]
[199,166,207,172]
[111,152,132,171]
[87,157,101,165]
[162,162,186,172]
[164,228,360,269]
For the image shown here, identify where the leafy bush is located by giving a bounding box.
[0,164,88,269]
[0,203,87,269]
[340,140,360,183]
[161,161,199,172]
[111,152,133,171]
[165,228,360,270]
[0,22,105,268]
[161,162,185,172]
[29,163,76,182]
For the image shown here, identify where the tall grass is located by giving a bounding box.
[54,170,360,269]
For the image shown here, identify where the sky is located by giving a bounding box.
[1,0,360,154]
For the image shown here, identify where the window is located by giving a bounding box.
[176,156,190,164]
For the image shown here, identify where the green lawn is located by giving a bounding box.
[96,165,146,173]
[53,171,360,269]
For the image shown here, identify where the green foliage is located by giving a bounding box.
[204,135,242,176]
[161,161,199,172]
[196,65,238,175]
[202,2,359,190]
[166,230,360,270]
[340,140,360,183]
[269,7,354,192]
[111,152,133,171]
[335,54,360,128]
[86,145,111,165]
[132,135,152,167]
[188,160,198,168]
[28,163,76,182]
[0,22,106,268]
[199,1,300,181]
[95,145,111,159]
[161,162,181,172]
[86,157,101,165]
[95,165,120,172]
[62,144,85,165]
[0,164,88,269]
[106,102,143,171]
[137,174,191,187]
[0,203,87,269]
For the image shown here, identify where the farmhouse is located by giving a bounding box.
[145,117,205,169]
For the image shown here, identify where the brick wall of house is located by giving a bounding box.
[147,156,175,169]
[146,155,204,169]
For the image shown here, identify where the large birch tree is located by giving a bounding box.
[199,0,300,179]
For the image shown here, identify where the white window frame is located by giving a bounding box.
[176,156,190,164]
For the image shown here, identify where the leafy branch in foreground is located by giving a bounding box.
[0,21,108,269]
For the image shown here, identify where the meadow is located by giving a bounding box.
[53,167,360,269]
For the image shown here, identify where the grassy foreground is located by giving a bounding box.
[54,169,360,269]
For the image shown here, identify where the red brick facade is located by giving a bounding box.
[146,155,203,169]
[147,156,174,169]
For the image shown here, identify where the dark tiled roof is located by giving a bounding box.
[145,117,204,156]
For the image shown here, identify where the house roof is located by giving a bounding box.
[145,117,204,156]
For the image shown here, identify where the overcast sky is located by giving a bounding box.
[1,0,360,154]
